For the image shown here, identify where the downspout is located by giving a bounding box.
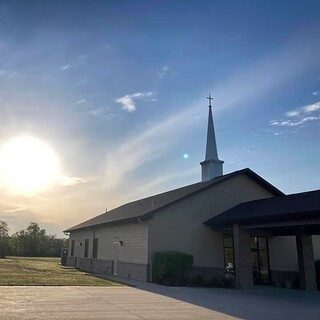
[91,229,95,270]
[147,219,152,282]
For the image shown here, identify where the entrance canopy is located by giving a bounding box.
[205,189,320,290]
[204,189,320,235]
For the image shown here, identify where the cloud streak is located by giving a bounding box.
[155,66,170,79]
[89,108,104,116]
[270,116,320,127]
[2,27,319,235]
[3,207,26,213]
[106,37,320,198]
[271,101,320,127]
[59,174,93,186]
[115,92,155,112]
[60,64,70,71]
[76,99,86,104]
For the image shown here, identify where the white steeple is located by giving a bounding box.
[200,94,224,181]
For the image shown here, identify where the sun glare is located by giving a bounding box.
[0,136,60,195]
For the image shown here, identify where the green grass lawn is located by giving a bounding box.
[0,256,122,286]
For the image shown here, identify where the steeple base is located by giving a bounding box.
[201,159,224,182]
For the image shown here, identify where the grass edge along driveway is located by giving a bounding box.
[0,256,122,286]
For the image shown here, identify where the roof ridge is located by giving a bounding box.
[64,168,283,232]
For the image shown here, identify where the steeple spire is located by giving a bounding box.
[200,94,224,181]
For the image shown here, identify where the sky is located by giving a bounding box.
[0,0,319,237]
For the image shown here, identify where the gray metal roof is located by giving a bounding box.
[204,189,320,228]
[64,168,283,232]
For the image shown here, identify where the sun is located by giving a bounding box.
[0,136,60,195]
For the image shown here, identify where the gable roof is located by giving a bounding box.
[64,168,284,232]
[204,189,320,228]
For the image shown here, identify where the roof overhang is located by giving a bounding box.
[64,216,144,233]
[206,214,320,236]
[204,189,320,235]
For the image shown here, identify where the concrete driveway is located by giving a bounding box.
[0,285,320,320]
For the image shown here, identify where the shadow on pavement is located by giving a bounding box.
[99,274,320,320]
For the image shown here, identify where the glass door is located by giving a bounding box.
[251,237,270,285]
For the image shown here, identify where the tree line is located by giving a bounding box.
[0,220,67,258]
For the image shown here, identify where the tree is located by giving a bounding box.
[11,230,28,256]
[0,220,9,258]
[26,222,47,256]
[2,221,66,257]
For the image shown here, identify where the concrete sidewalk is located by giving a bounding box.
[0,283,320,319]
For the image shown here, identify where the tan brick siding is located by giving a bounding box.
[68,230,94,258]
[150,173,275,269]
[95,222,148,264]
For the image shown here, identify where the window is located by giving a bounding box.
[71,240,75,257]
[223,235,234,276]
[251,237,270,285]
[93,238,98,259]
[84,239,89,258]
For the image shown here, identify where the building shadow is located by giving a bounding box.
[100,274,320,320]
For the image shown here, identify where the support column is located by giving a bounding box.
[296,229,317,291]
[233,223,253,288]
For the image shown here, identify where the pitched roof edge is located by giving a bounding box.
[63,178,224,233]
[238,168,285,196]
[140,169,261,220]
[64,168,284,232]
[63,217,139,233]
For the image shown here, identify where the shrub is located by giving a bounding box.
[153,251,193,286]
[315,260,320,290]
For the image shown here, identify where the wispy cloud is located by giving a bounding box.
[2,29,319,235]
[89,108,104,116]
[284,110,300,117]
[270,101,320,127]
[76,99,87,104]
[108,37,320,193]
[60,64,70,71]
[284,101,320,117]
[3,207,26,213]
[122,166,199,202]
[303,102,320,113]
[106,113,115,120]
[104,105,199,191]
[88,107,114,118]
[59,174,93,186]
[115,92,155,112]
[270,116,320,127]
[156,66,170,79]
[312,90,319,96]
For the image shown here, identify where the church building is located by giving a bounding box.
[65,96,320,290]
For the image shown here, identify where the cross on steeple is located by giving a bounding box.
[207,94,213,108]
[200,93,224,181]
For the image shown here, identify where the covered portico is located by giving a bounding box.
[205,189,320,291]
